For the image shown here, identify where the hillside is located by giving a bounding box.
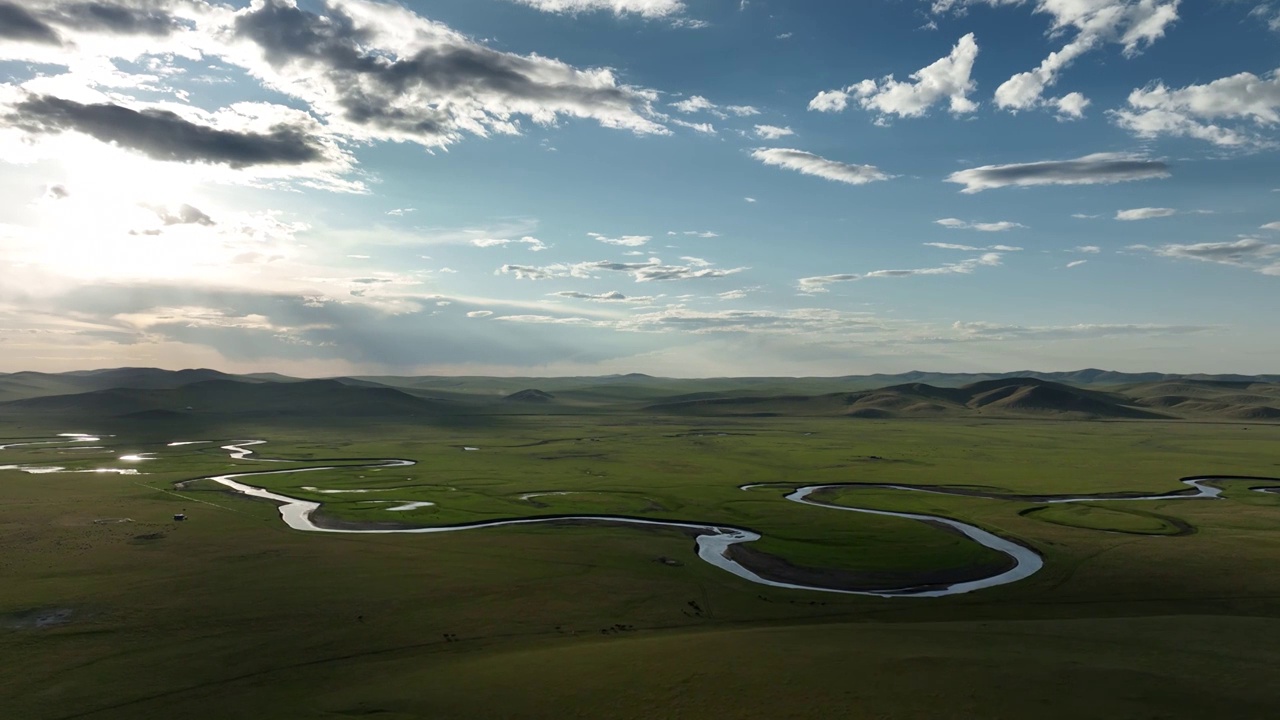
[0,379,456,421]
[646,378,1168,420]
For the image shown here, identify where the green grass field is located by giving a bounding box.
[3,416,1280,718]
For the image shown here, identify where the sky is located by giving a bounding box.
[0,0,1277,377]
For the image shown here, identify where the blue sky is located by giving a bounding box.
[0,0,1277,376]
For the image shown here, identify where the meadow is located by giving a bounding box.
[3,414,1280,719]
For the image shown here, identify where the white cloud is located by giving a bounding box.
[1066,259,1088,268]
[386,208,416,216]
[754,124,795,139]
[1262,222,1280,231]
[934,1,1180,113]
[589,232,651,247]
[934,218,1026,232]
[751,148,891,186]
[500,257,747,283]
[798,252,1005,292]
[1111,68,1280,147]
[744,197,757,203]
[1053,91,1091,119]
[467,310,494,318]
[1074,245,1102,253]
[925,242,1023,251]
[505,0,686,20]
[809,33,979,120]
[472,236,547,250]
[671,118,717,134]
[946,152,1169,193]
[671,95,759,119]
[1115,207,1177,221]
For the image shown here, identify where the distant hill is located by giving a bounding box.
[646,378,1167,420]
[0,368,1275,423]
[0,379,455,421]
[503,389,555,403]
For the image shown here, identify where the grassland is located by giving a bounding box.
[3,411,1280,719]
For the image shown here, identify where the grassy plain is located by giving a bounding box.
[2,415,1280,719]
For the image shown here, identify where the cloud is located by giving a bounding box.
[550,290,653,303]
[753,124,794,139]
[946,152,1169,193]
[588,232,650,247]
[744,197,756,203]
[44,183,69,200]
[504,0,686,20]
[154,203,215,226]
[8,93,331,168]
[671,119,716,134]
[798,252,1004,292]
[1074,245,1101,253]
[473,236,547,251]
[671,95,759,118]
[924,242,1022,251]
[949,320,1211,341]
[466,310,493,318]
[1130,238,1280,271]
[934,1,1180,113]
[809,33,978,120]
[1262,222,1280,231]
[386,208,416,216]
[0,2,62,45]
[1110,68,1280,147]
[751,148,891,186]
[1115,207,1177,221]
[1066,259,1087,268]
[1053,91,1091,119]
[500,256,746,283]
[228,0,668,149]
[934,218,1025,232]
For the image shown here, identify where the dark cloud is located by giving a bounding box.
[44,183,70,200]
[0,1,62,44]
[50,2,182,36]
[11,94,327,168]
[947,153,1170,193]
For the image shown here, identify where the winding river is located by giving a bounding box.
[6,436,1279,599]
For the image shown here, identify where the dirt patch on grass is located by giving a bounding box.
[726,543,1014,593]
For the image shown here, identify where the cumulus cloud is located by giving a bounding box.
[753,124,794,139]
[798,252,1004,292]
[1262,222,1280,231]
[809,33,979,120]
[154,203,215,226]
[1074,245,1101,253]
[934,218,1025,231]
[933,1,1180,113]
[946,152,1169,193]
[1111,68,1280,147]
[1115,207,1177,221]
[751,148,891,186]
